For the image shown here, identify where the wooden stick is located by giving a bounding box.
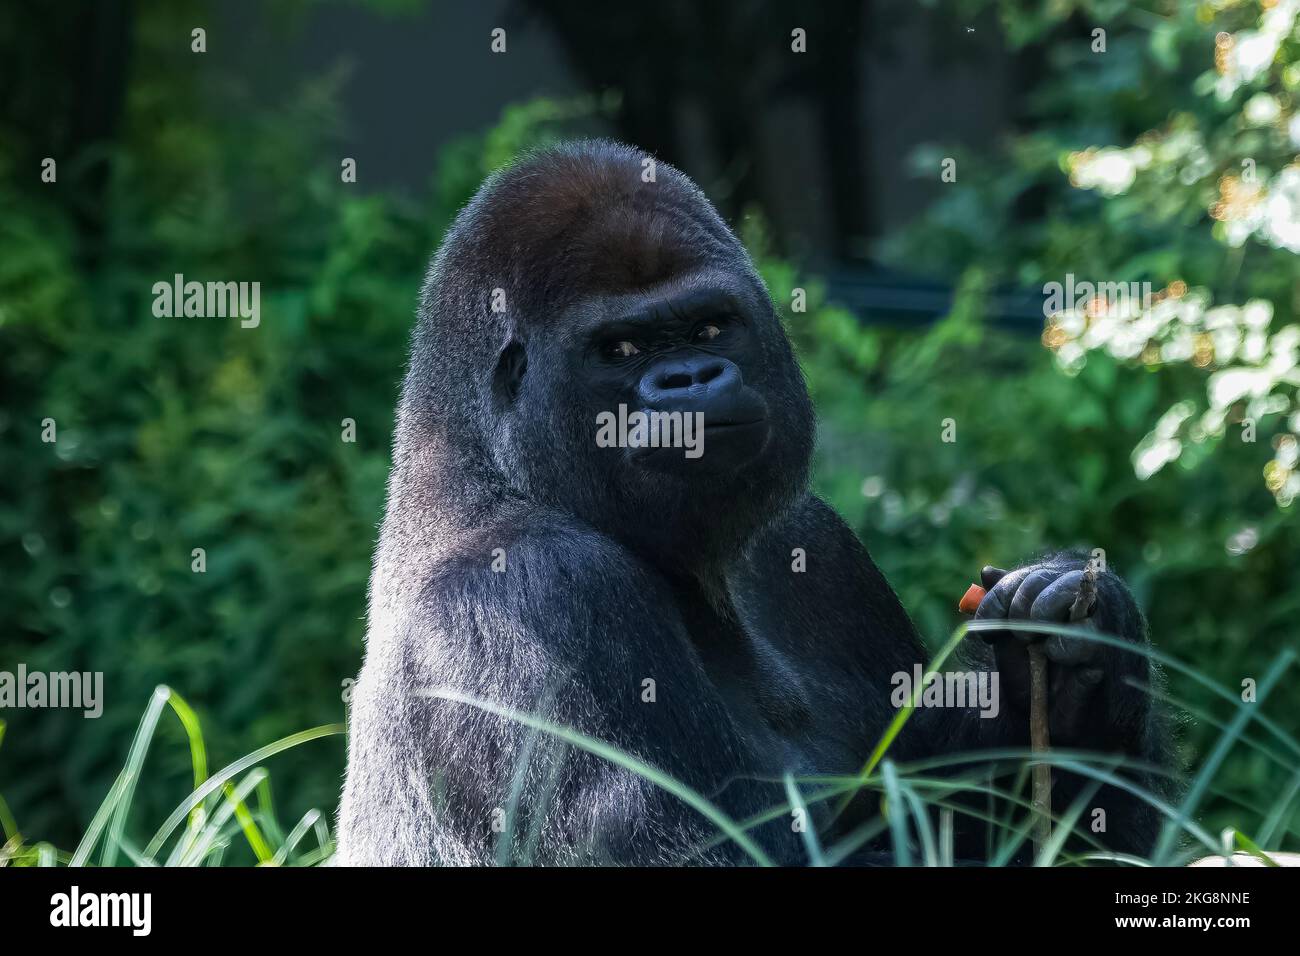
[1026,642,1052,857]
[1029,562,1097,858]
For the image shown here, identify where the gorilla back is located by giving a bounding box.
[336,140,1169,865]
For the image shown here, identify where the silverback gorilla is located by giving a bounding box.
[336,140,1171,866]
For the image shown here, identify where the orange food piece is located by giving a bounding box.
[958,583,986,614]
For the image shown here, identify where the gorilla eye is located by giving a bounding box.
[608,340,640,359]
[695,324,722,342]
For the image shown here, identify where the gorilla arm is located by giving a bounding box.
[963,552,1175,854]
[742,496,1172,855]
[337,525,772,866]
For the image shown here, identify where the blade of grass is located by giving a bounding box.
[224,781,274,863]
[172,769,267,866]
[783,772,825,866]
[143,722,344,860]
[293,844,335,867]
[313,816,331,856]
[939,807,953,867]
[968,619,1300,760]
[114,838,157,867]
[0,792,19,846]
[1046,758,1219,856]
[832,624,969,822]
[423,687,774,866]
[1258,768,1300,848]
[74,686,170,867]
[104,686,179,865]
[900,783,938,866]
[881,760,913,866]
[271,809,322,867]
[1142,681,1298,777]
[497,706,549,866]
[1032,760,1111,867]
[1232,829,1281,867]
[162,689,211,835]
[1153,650,1293,863]
[822,816,892,866]
[256,777,286,849]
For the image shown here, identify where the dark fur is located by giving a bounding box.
[336,141,1172,865]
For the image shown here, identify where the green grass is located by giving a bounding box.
[1,622,1295,867]
[0,687,342,867]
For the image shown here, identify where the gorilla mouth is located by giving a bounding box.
[626,413,770,474]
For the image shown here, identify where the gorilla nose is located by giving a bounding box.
[650,357,730,392]
[637,357,758,423]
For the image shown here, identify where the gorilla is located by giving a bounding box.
[336,140,1172,866]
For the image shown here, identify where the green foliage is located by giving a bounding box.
[1,0,1296,861]
[785,0,1300,844]
[1,691,342,867]
[895,1,1300,501]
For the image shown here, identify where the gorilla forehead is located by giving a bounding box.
[430,139,747,326]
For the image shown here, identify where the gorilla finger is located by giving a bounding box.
[975,567,1032,618]
[1030,569,1087,622]
[974,567,1033,642]
[980,566,1008,590]
[1008,569,1059,620]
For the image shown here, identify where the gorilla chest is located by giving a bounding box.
[675,590,862,774]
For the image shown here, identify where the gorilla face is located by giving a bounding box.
[577,283,773,475]
[493,263,812,561]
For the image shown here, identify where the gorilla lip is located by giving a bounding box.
[596,404,707,458]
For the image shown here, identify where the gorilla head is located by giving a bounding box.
[399,140,814,566]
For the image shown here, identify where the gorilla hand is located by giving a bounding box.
[972,558,1151,749]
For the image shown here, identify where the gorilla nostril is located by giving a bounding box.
[660,371,693,390]
[698,363,723,385]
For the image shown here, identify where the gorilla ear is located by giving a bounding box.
[492,339,528,404]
